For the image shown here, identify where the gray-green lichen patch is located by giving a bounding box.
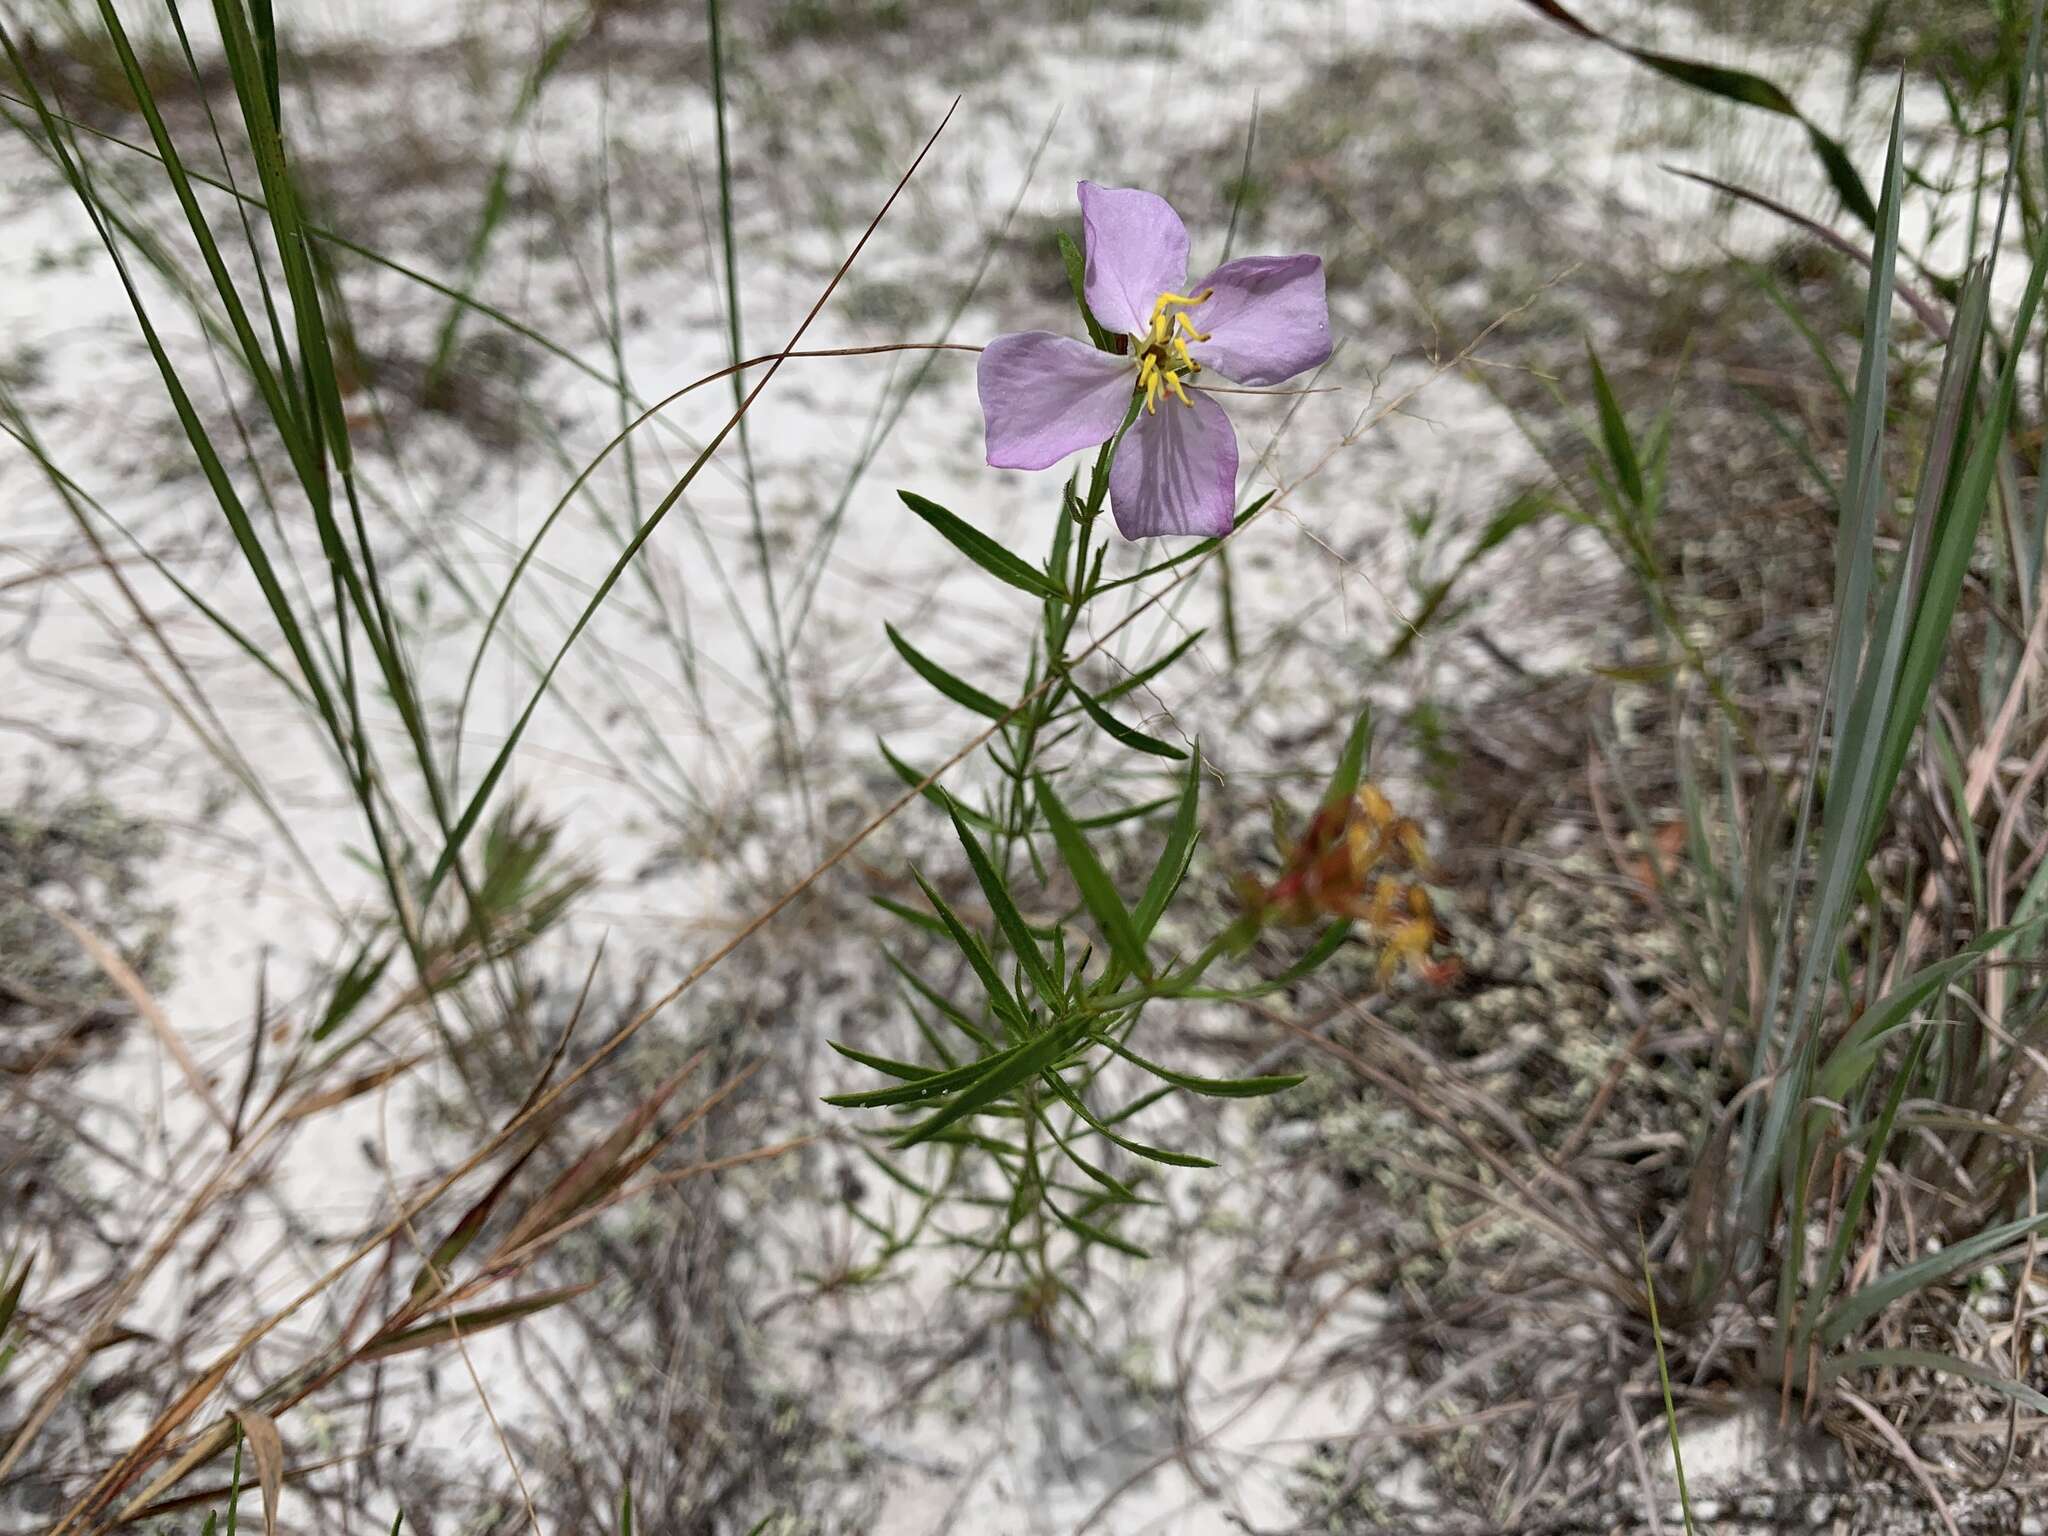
[0,783,171,1055]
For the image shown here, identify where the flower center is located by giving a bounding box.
[1133,288,1211,414]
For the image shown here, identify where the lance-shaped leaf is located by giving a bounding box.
[1585,342,1642,506]
[1035,775,1149,980]
[946,800,1058,1001]
[886,623,1009,719]
[1521,0,1877,231]
[899,491,1065,598]
[1097,1033,1304,1098]
[908,867,1028,1029]
[1040,1065,1214,1168]
[877,737,1003,830]
[1096,629,1205,705]
[1066,674,1186,759]
[1136,745,1202,940]
[891,1017,1092,1148]
[1323,706,1373,811]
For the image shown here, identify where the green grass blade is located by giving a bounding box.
[1820,1208,2048,1347]
[1524,0,1877,229]
[1585,342,1643,506]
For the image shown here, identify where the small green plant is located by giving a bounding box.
[827,187,1450,1313]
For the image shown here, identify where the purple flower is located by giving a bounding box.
[977,181,1331,540]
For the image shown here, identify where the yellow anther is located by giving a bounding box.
[1173,311,1211,343]
[1164,369,1193,407]
[1171,335,1197,370]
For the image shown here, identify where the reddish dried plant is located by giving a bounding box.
[1244,784,1457,986]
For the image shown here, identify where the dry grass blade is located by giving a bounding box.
[1836,1387,1963,1536]
[279,1054,428,1121]
[495,1049,705,1254]
[359,1283,597,1360]
[229,1410,285,1535]
[1665,166,1948,338]
[44,902,231,1135]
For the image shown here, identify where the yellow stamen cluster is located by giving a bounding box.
[1135,288,1212,414]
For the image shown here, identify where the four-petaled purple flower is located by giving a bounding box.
[977,181,1332,540]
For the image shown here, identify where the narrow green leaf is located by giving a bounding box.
[900,491,1064,598]
[946,803,1058,1001]
[908,867,1025,1027]
[828,1041,939,1082]
[1034,775,1149,979]
[886,950,996,1052]
[1077,794,1179,830]
[1586,342,1643,506]
[1815,918,2045,1100]
[892,1018,1092,1148]
[869,894,949,937]
[1067,676,1186,759]
[1095,493,1277,593]
[825,1040,1026,1109]
[313,942,394,1042]
[1041,1066,1215,1168]
[1097,1034,1303,1098]
[1821,1207,2048,1346]
[886,623,1009,719]
[1048,1201,1149,1259]
[1135,745,1201,939]
[1096,629,1205,704]
[1523,0,1877,230]
[876,737,1002,830]
[1324,705,1373,810]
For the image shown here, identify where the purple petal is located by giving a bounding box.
[979,331,1135,470]
[1108,390,1238,540]
[1079,181,1190,339]
[1184,254,1331,386]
